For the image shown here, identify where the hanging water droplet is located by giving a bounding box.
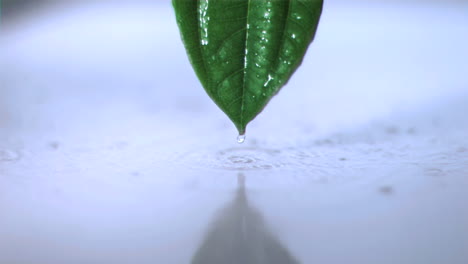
[237,134,246,144]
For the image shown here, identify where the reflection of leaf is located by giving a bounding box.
[191,174,300,264]
[173,0,323,135]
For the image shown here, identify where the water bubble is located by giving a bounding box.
[237,134,246,144]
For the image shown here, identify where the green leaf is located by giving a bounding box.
[173,0,323,135]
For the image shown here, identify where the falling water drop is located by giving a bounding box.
[237,134,246,144]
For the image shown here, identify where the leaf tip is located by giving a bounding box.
[235,124,246,139]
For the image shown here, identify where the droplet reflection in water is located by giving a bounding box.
[237,134,246,144]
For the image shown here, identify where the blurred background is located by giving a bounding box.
[1,1,468,264]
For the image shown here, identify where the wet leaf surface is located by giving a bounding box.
[173,0,323,134]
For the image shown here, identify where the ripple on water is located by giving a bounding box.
[175,147,335,172]
[0,149,21,162]
[216,147,283,171]
[177,147,287,171]
[425,167,446,177]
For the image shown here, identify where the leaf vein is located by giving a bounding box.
[214,27,248,57]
